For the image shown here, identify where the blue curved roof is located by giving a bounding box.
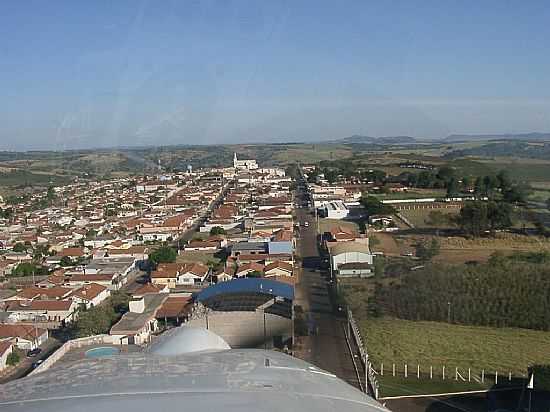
[196,278,294,302]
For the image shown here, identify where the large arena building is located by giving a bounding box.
[186,278,294,348]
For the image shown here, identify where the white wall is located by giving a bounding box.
[332,251,373,270]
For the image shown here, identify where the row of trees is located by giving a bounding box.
[400,168,531,202]
[369,253,550,331]
[455,201,513,236]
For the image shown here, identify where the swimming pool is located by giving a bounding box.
[85,346,120,358]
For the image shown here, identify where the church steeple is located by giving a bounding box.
[233,152,238,168]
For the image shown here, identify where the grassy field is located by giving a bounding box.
[361,317,550,377]
[378,374,489,398]
[176,250,221,266]
[398,208,459,228]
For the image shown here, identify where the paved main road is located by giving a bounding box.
[292,190,361,390]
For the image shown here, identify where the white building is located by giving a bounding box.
[321,201,349,219]
[233,153,258,170]
[327,241,374,278]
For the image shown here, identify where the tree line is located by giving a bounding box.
[369,252,550,331]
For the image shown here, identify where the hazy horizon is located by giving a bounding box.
[2,1,550,151]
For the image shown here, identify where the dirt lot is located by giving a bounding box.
[318,218,359,234]
[369,232,403,256]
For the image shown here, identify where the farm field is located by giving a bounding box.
[361,317,550,378]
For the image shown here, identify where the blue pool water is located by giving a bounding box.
[85,346,120,358]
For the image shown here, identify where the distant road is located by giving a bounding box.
[292,175,361,390]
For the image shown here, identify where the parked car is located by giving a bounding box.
[31,359,44,369]
[27,348,42,357]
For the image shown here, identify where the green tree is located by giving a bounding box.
[247,270,263,278]
[461,176,472,192]
[12,242,27,253]
[446,177,459,198]
[473,176,484,198]
[437,166,455,182]
[360,195,396,216]
[415,238,440,261]
[456,201,488,237]
[486,201,513,232]
[85,229,98,239]
[110,291,131,314]
[210,226,226,236]
[6,351,20,366]
[46,185,56,201]
[496,170,512,192]
[59,256,73,267]
[482,175,499,198]
[73,305,116,337]
[11,262,48,277]
[503,184,531,204]
[0,207,13,219]
[149,246,177,265]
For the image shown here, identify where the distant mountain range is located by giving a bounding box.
[443,132,550,142]
[336,135,417,144]
[333,132,550,145]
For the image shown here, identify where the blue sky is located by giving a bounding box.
[1,0,550,150]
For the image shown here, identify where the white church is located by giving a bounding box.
[233,153,258,170]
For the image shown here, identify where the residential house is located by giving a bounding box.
[6,300,78,325]
[151,262,210,288]
[0,324,49,350]
[110,294,168,345]
[235,262,264,278]
[69,283,110,309]
[264,261,293,277]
